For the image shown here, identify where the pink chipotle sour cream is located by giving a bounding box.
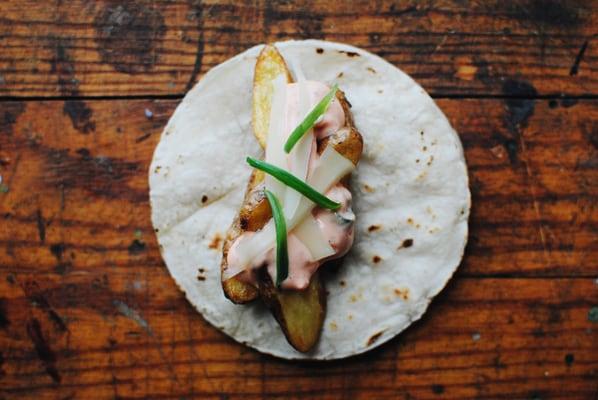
[226,81,354,289]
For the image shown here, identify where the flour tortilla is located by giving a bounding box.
[149,40,470,360]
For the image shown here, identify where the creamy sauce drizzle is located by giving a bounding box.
[313,185,355,258]
[227,81,352,290]
[230,185,354,290]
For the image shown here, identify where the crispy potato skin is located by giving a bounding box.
[221,171,266,303]
[259,270,326,353]
[222,276,258,304]
[220,44,363,351]
[319,90,363,166]
[221,44,290,303]
[252,45,293,148]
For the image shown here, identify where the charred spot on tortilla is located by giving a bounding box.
[339,50,360,58]
[201,195,208,203]
[372,255,382,264]
[367,331,385,346]
[208,234,222,250]
[394,288,409,300]
[368,225,381,232]
[316,48,324,54]
[399,239,414,249]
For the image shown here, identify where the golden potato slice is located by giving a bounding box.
[222,45,291,303]
[221,171,266,304]
[259,271,326,353]
[252,44,292,148]
[222,276,258,304]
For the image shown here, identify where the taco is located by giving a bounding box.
[149,40,470,360]
[220,44,363,352]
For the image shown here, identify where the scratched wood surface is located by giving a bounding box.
[0,1,597,399]
[0,0,596,97]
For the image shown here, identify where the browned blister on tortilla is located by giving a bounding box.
[220,44,363,352]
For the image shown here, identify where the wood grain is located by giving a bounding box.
[0,275,596,399]
[0,96,596,398]
[0,98,595,278]
[0,0,596,97]
[1,1,597,398]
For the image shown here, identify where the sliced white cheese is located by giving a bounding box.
[223,146,354,279]
[306,144,354,193]
[264,75,288,200]
[293,214,335,261]
[284,76,314,221]
[288,57,306,82]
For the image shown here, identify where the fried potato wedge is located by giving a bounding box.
[221,45,292,304]
[259,271,326,353]
[221,170,265,303]
[221,44,363,352]
[252,44,292,148]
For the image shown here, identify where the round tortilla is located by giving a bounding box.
[149,40,470,360]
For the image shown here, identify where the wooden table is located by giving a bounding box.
[0,1,596,399]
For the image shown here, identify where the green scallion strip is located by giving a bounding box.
[246,157,341,210]
[283,84,339,153]
[264,190,288,287]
